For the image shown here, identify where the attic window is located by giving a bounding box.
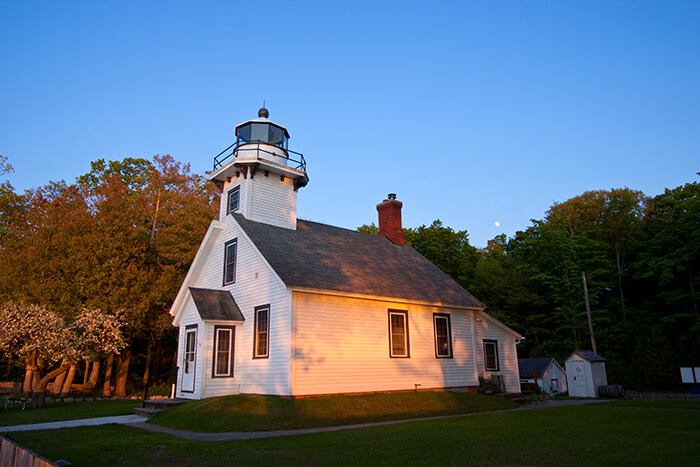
[388,310,410,358]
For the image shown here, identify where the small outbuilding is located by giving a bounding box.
[565,350,608,398]
[518,358,567,395]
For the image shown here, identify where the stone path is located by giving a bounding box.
[0,415,147,433]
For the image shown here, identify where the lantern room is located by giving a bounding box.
[235,107,289,150]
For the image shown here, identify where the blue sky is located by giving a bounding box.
[1,0,698,247]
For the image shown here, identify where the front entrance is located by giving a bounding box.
[182,326,197,393]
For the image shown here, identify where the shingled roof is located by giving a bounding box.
[189,287,245,321]
[571,350,606,362]
[234,214,484,309]
[518,358,555,378]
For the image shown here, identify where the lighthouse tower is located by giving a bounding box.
[208,108,308,230]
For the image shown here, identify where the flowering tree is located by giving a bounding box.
[0,302,125,407]
[52,308,127,397]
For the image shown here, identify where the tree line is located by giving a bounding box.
[0,155,218,405]
[365,180,699,390]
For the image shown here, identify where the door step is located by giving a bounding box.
[134,398,189,417]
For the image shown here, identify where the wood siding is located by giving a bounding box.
[473,318,521,393]
[291,292,479,396]
[249,172,297,229]
[176,296,203,399]
[219,176,248,221]
[175,211,293,398]
[201,215,292,396]
[219,171,297,230]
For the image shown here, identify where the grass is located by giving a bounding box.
[148,391,518,432]
[7,400,700,466]
[0,399,140,426]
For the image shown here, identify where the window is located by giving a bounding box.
[388,310,409,358]
[550,378,559,393]
[483,340,499,371]
[213,326,235,378]
[223,239,237,285]
[184,326,196,374]
[433,313,452,358]
[227,186,240,215]
[254,305,270,358]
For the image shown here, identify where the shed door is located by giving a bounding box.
[571,360,588,397]
[182,327,197,393]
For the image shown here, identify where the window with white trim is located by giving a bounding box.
[254,305,270,358]
[213,326,234,378]
[223,239,237,285]
[227,185,240,215]
[388,310,409,358]
[483,339,499,370]
[433,313,452,358]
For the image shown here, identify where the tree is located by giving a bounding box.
[469,235,544,354]
[77,155,218,395]
[0,302,125,406]
[404,220,478,289]
[0,154,217,397]
[638,181,700,360]
[0,156,24,246]
[357,223,379,235]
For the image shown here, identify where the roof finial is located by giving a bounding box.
[257,100,269,118]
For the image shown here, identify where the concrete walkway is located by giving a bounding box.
[0,415,147,433]
[0,399,608,440]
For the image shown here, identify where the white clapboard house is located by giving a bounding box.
[170,109,523,399]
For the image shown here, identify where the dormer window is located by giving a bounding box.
[227,186,240,215]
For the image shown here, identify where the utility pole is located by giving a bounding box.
[582,272,597,354]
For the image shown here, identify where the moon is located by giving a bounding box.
[494,221,501,227]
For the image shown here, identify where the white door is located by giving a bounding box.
[571,360,588,397]
[182,327,197,393]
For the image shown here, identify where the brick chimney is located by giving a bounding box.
[376,193,404,245]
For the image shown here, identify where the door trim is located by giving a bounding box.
[181,324,198,393]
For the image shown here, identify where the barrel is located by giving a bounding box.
[598,384,625,398]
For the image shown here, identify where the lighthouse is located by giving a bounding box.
[171,107,523,400]
[208,108,308,230]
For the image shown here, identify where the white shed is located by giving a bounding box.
[565,350,608,398]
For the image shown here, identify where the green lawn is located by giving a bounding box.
[149,392,518,432]
[7,401,700,466]
[0,399,140,426]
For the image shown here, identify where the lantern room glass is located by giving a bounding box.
[237,122,288,150]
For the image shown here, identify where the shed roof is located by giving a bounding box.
[518,358,555,378]
[234,214,484,309]
[189,287,245,322]
[570,350,606,362]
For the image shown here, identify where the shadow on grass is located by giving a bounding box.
[149,391,518,432]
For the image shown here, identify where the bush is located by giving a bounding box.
[478,376,498,394]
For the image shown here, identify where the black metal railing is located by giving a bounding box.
[213,141,306,173]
